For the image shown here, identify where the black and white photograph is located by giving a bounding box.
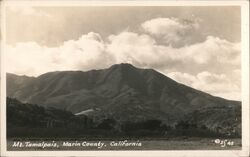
[0,1,249,157]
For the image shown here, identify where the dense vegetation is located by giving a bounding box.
[7,97,240,139]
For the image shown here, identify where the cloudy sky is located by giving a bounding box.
[5,6,241,100]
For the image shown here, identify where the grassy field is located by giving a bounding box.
[7,138,241,150]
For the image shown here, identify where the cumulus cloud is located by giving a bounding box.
[107,32,240,75]
[107,32,159,66]
[141,17,201,46]
[6,32,113,76]
[6,18,241,100]
[168,71,241,100]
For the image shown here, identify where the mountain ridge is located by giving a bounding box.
[7,63,240,102]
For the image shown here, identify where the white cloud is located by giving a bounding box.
[107,32,240,73]
[141,17,200,46]
[107,32,159,66]
[168,71,241,100]
[6,32,112,76]
[184,36,241,65]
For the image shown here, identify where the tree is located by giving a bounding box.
[97,118,116,130]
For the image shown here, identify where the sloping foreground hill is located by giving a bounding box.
[7,97,240,138]
[7,97,93,138]
[7,63,241,136]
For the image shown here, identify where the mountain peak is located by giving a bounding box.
[109,63,136,70]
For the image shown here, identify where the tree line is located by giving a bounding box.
[7,97,240,139]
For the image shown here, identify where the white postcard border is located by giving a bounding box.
[0,1,249,157]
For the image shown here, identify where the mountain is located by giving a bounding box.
[7,63,241,134]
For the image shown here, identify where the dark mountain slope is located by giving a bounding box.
[7,97,93,138]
